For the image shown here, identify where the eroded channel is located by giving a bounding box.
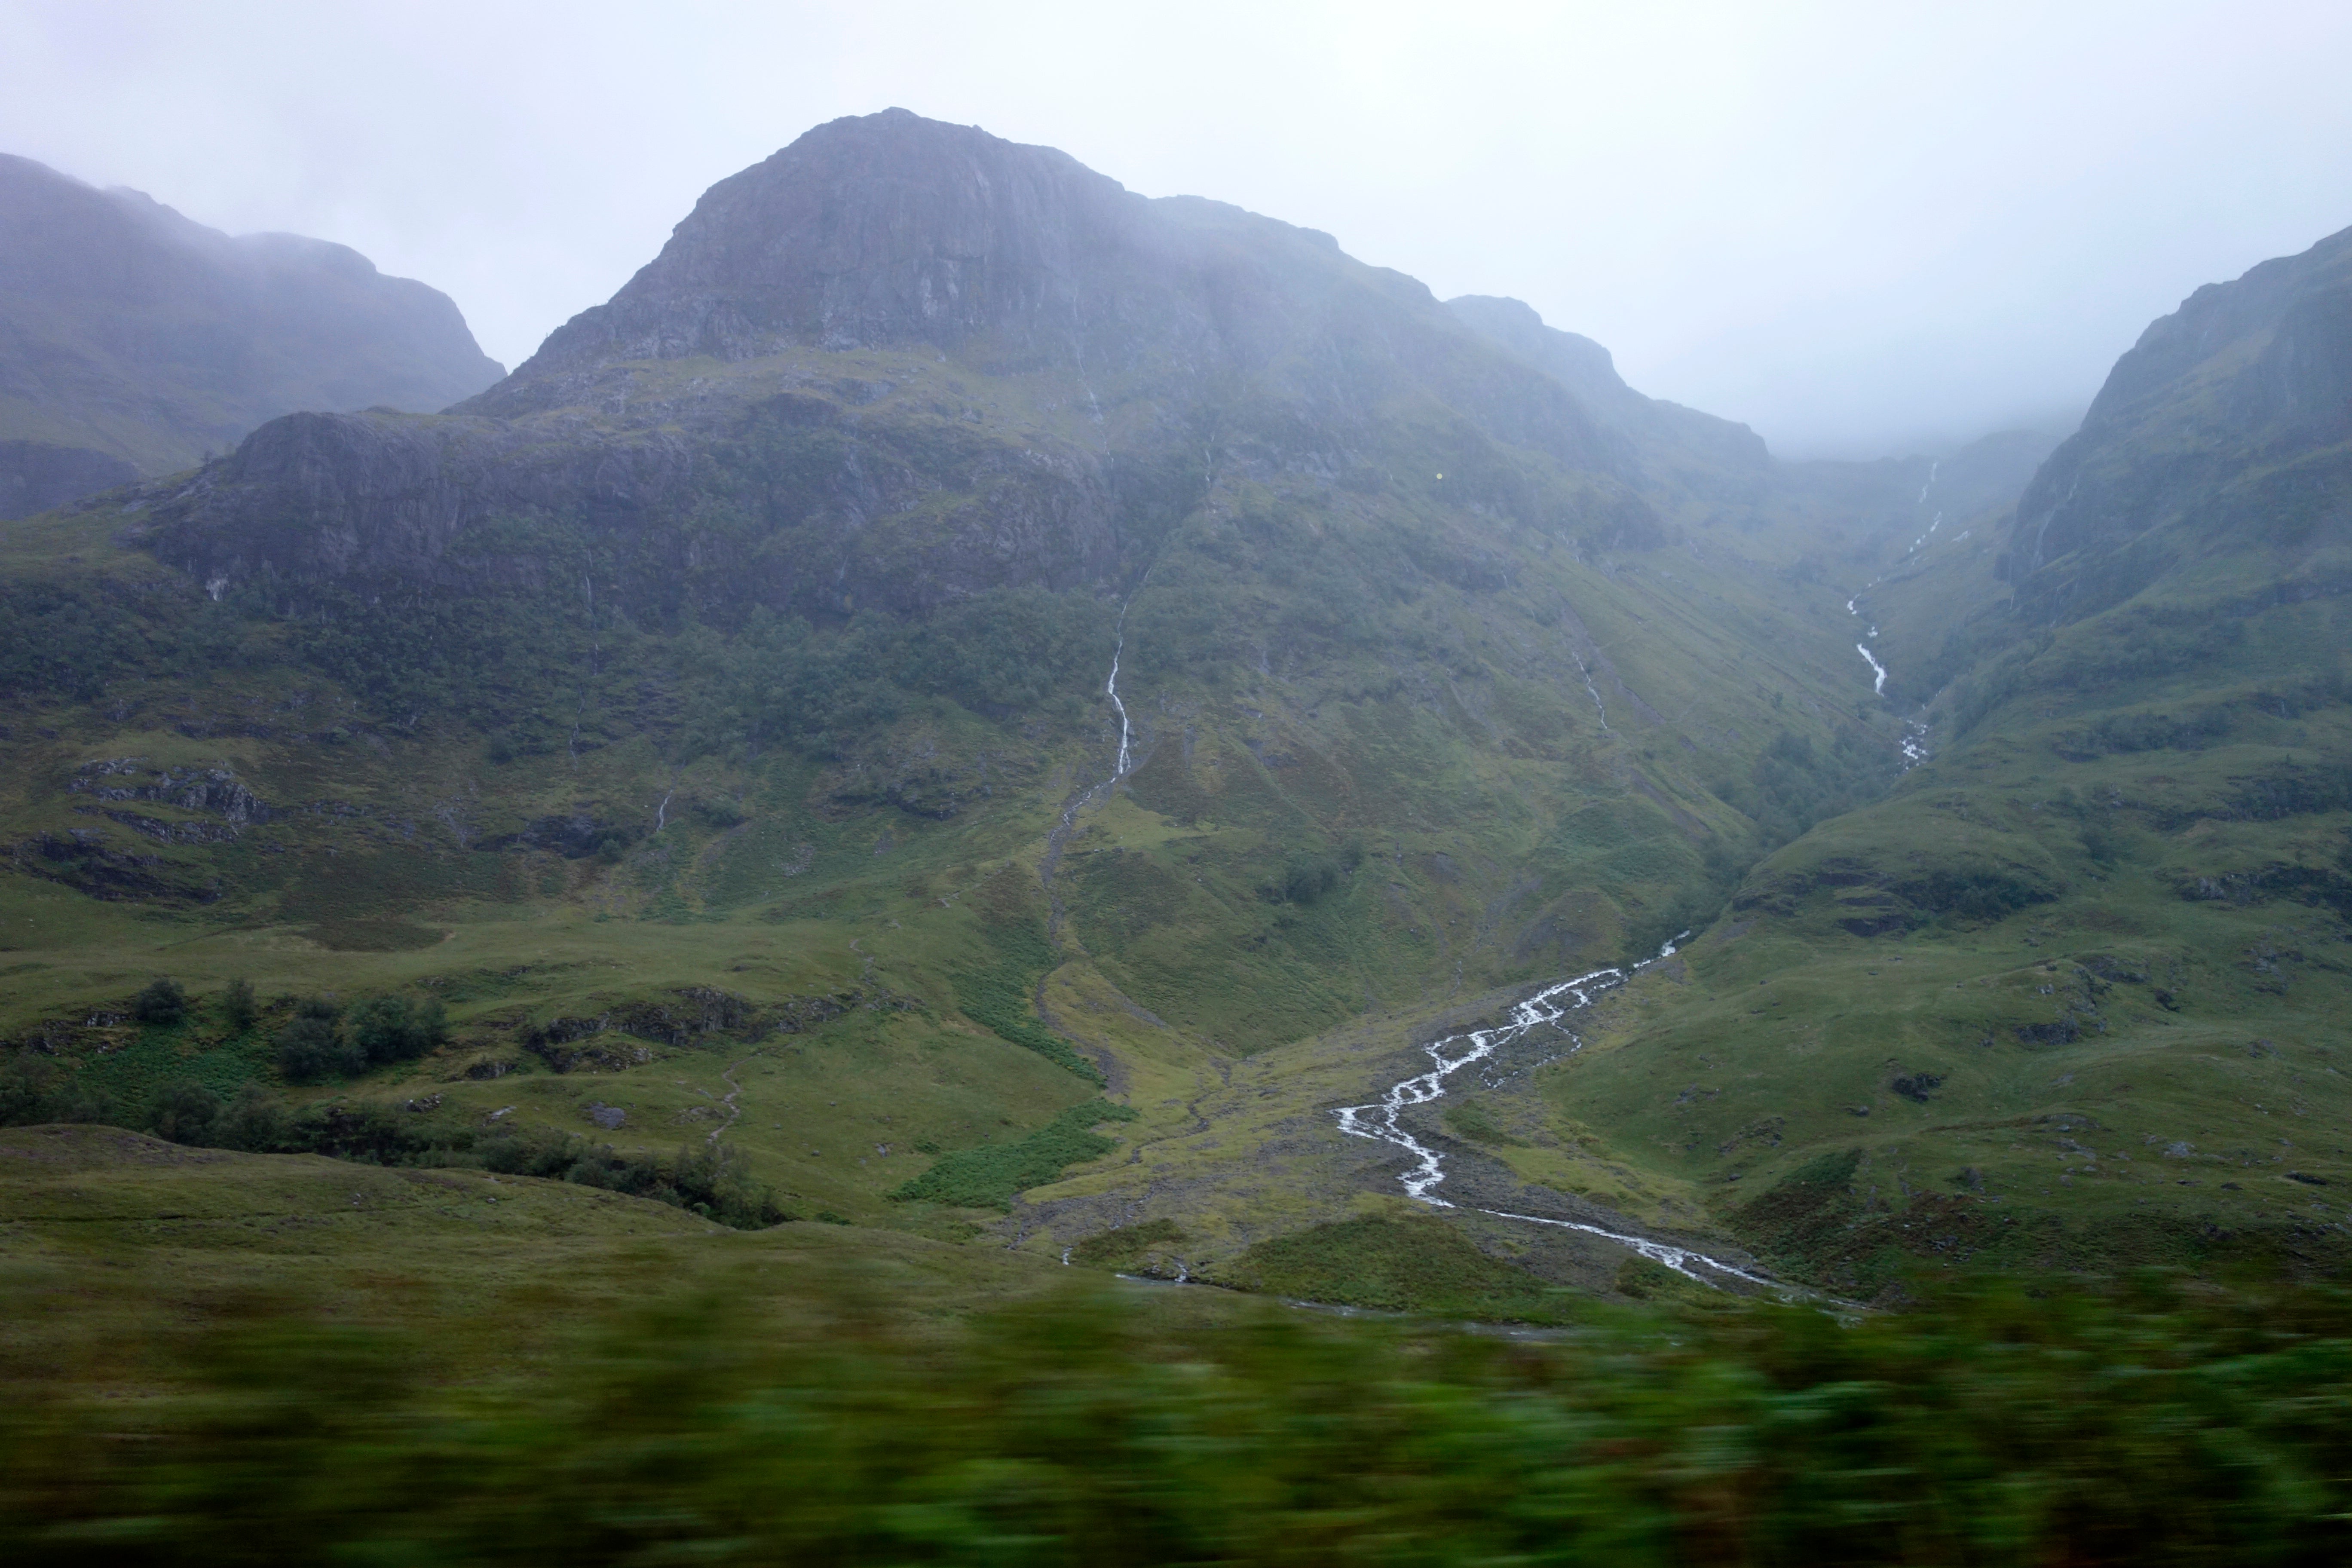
[1333,940,1777,1292]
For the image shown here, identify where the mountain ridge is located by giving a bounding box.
[0,150,504,517]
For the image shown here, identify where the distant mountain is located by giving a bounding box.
[147,108,1667,609]
[1445,294,1770,499]
[1587,221,2352,1295]
[0,152,503,517]
[2009,224,2352,622]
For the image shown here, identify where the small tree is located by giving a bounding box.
[0,1057,111,1127]
[346,995,450,1066]
[220,977,258,1035]
[277,997,363,1083]
[214,1083,286,1151]
[134,976,188,1026]
[147,1078,221,1145]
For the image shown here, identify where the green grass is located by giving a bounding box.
[890,1101,1139,1209]
[9,1161,2352,1566]
[1223,1208,1578,1320]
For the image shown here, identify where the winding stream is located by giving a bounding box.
[1333,939,1776,1290]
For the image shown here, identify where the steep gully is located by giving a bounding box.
[1848,460,1941,770]
[1040,590,1142,917]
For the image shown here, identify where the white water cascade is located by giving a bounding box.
[1855,641,1889,695]
[1846,593,1932,771]
[1106,625,1134,777]
[1333,937,1776,1290]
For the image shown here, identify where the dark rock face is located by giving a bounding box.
[488,109,1160,385]
[2009,223,2352,618]
[0,151,504,496]
[479,110,1609,463]
[143,110,1649,614]
[0,439,135,520]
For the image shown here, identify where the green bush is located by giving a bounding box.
[0,1056,113,1127]
[275,1001,362,1084]
[890,1102,1139,1209]
[345,995,449,1066]
[1262,841,1363,905]
[131,977,187,1026]
[219,978,257,1035]
[144,1078,219,1145]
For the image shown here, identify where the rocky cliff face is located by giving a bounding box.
[0,152,504,496]
[475,110,1610,469]
[2008,223,2352,619]
[147,110,1670,616]
[485,110,1160,383]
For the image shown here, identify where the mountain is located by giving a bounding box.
[145,109,1644,611]
[1445,293,1771,499]
[0,110,2092,1310]
[1537,225,2352,1295]
[0,152,503,517]
[2008,224,2352,622]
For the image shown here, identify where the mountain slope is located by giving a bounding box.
[0,110,2061,1307]
[0,152,504,514]
[1525,224,2352,1295]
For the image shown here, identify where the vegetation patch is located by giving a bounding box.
[1223,1211,1570,1321]
[952,918,1103,1084]
[888,1101,1138,1209]
[1069,1217,1188,1271]
[304,918,446,951]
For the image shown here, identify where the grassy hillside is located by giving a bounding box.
[10,1123,2352,1563]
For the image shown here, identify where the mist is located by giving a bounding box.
[3,0,2348,457]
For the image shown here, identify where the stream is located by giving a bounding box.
[1333,939,1777,1291]
[1072,577,1772,1292]
[1860,461,1952,767]
[1106,602,1134,776]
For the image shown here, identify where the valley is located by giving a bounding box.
[1,108,2347,1333]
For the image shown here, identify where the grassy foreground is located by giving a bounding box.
[6,1254,2352,1563]
[8,1123,2351,1562]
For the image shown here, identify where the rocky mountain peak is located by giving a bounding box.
[481,109,1161,398]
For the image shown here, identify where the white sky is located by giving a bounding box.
[5,0,2349,457]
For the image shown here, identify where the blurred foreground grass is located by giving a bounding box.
[6,1164,2352,1566]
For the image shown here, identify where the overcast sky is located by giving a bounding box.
[5,0,2348,457]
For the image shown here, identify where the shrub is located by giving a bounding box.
[212,1084,286,1150]
[146,1078,220,1145]
[1263,840,1365,906]
[276,1013,363,1084]
[220,978,257,1035]
[132,976,187,1026]
[890,1102,1139,1209]
[0,1056,112,1127]
[346,995,449,1066]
